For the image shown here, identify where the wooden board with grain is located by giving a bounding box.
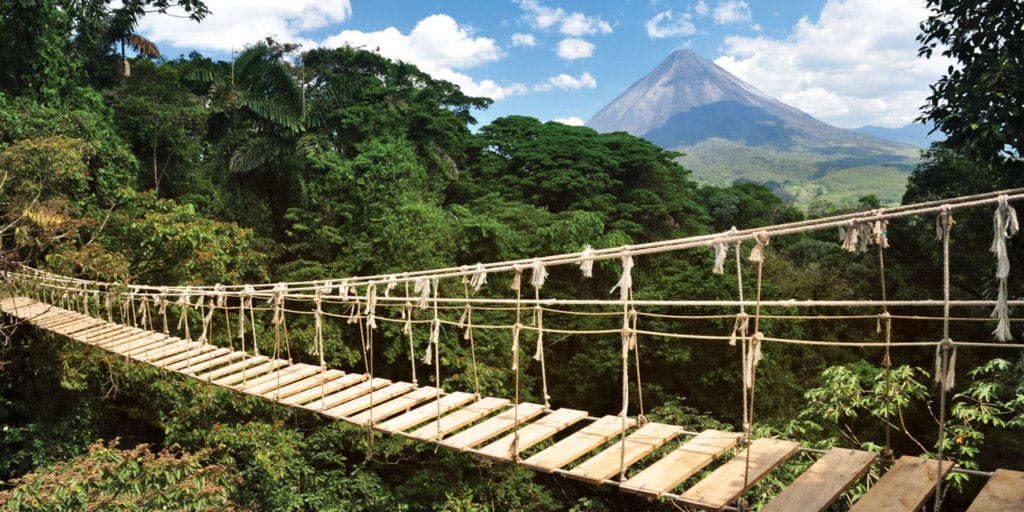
[376,391,477,434]
[566,422,684,484]
[438,402,547,451]
[849,456,952,512]
[350,386,440,427]
[264,370,346,402]
[277,373,366,406]
[620,430,743,497]
[301,377,391,412]
[406,396,510,441]
[760,448,876,512]
[678,438,801,511]
[472,408,589,461]
[322,381,416,419]
[191,355,269,380]
[160,346,230,371]
[211,360,288,387]
[966,469,1024,512]
[521,415,637,473]
[239,364,322,396]
[176,351,246,375]
[135,341,207,363]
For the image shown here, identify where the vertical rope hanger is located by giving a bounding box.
[874,216,896,466]
[610,251,637,482]
[460,274,482,398]
[991,195,1019,341]
[740,231,770,511]
[934,208,957,512]
[510,267,524,457]
[530,259,552,412]
[402,280,417,386]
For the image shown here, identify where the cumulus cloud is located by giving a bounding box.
[556,38,595,60]
[714,0,953,127]
[322,15,529,101]
[511,33,537,47]
[536,72,597,91]
[645,10,697,39]
[553,117,585,126]
[713,1,752,25]
[695,1,710,16]
[517,0,612,36]
[137,0,353,53]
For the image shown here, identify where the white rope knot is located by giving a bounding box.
[402,302,413,336]
[748,232,770,262]
[470,263,487,292]
[712,241,729,274]
[384,276,398,297]
[579,244,595,278]
[744,332,764,389]
[872,213,890,248]
[934,338,957,391]
[729,312,749,346]
[270,283,287,326]
[214,284,226,308]
[609,252,634,301]
[238,284,254,339]
[990,195,1019,341]
[511,267,522,292]
[533,305,545,361]
[530,259,549,289]
[414,277,431,309]
[312,286,325,360]
[935,207,956,242]
[839,222,859,252]
[511,322,522,370]
[337,279,350,300]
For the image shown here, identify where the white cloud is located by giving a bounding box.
[713,1,752,25]
[322,15,530,101]
[536,72,597,91]
[324,14,502,69]
[511,33,537,47]
[517,0,613,36]
[553,117,585,126]
[695,1,710,16]
[714,0,953,127]
[137,0,352,53]
[645,10,697,39]
[556,38,595,60]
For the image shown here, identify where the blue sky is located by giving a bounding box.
[138,0,950,129]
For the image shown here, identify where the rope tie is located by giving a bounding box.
[175,288,192,341]
[713,241,729,274]
[364,284,377,330]
[510,322,521,371]
[384,275,398,297]
[337,279,350,300]
[934,338,957,391]
[839,222,859,252]
[748,232,770,262]
[729,311,749,346]
[422,317,439,365]
[238,285,253,340]
[990,195,1019,341]
[935,208,956,242]
[270,283,287,326]
[578,244,595,277]
[313,286,326,368]
[158,289,169,334]
[744,332,764,389]
[414,277,431,309]
[461,277,481,397]
[196,295,216,344]
[530,259,548,289]
[470,263,488,292]
[402,300,417,385]
[609,251,633,301]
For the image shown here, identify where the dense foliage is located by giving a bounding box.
[1,1,1022,510]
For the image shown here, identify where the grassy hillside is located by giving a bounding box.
[674,138,920,207]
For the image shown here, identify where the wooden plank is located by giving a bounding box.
[521,415,638,473]
[133,341,206,362]
[74,325,130,343]
[678,438,802,511]
[58,321,116,338]
[472,408,589,461]
[33,313,93,331]
[621,430,743,497]
[439,403,547,451]
[211,360,288,387]
[376,391,476,434]
[262,369,347,401]
[407,396,510,441]
[95,331,165,351]
[849,456,954,512]
[278,373,366,406]
[190,354,267,380]
[300,377,391,412]
[239,364,322,395]
[966,469,1024,512]
[322,382,417,419]
[760,448,876,512]
[175,351,246,376]
[156,346,224,370]
[124,339,197,359]
[350,386,440,427]
[566,422,684,484]
[101,334,169,356]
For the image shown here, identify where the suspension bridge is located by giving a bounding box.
[3,190,1024,511]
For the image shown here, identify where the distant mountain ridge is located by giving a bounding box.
[586,50,922,206]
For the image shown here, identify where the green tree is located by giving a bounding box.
[918,0,1024,168]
